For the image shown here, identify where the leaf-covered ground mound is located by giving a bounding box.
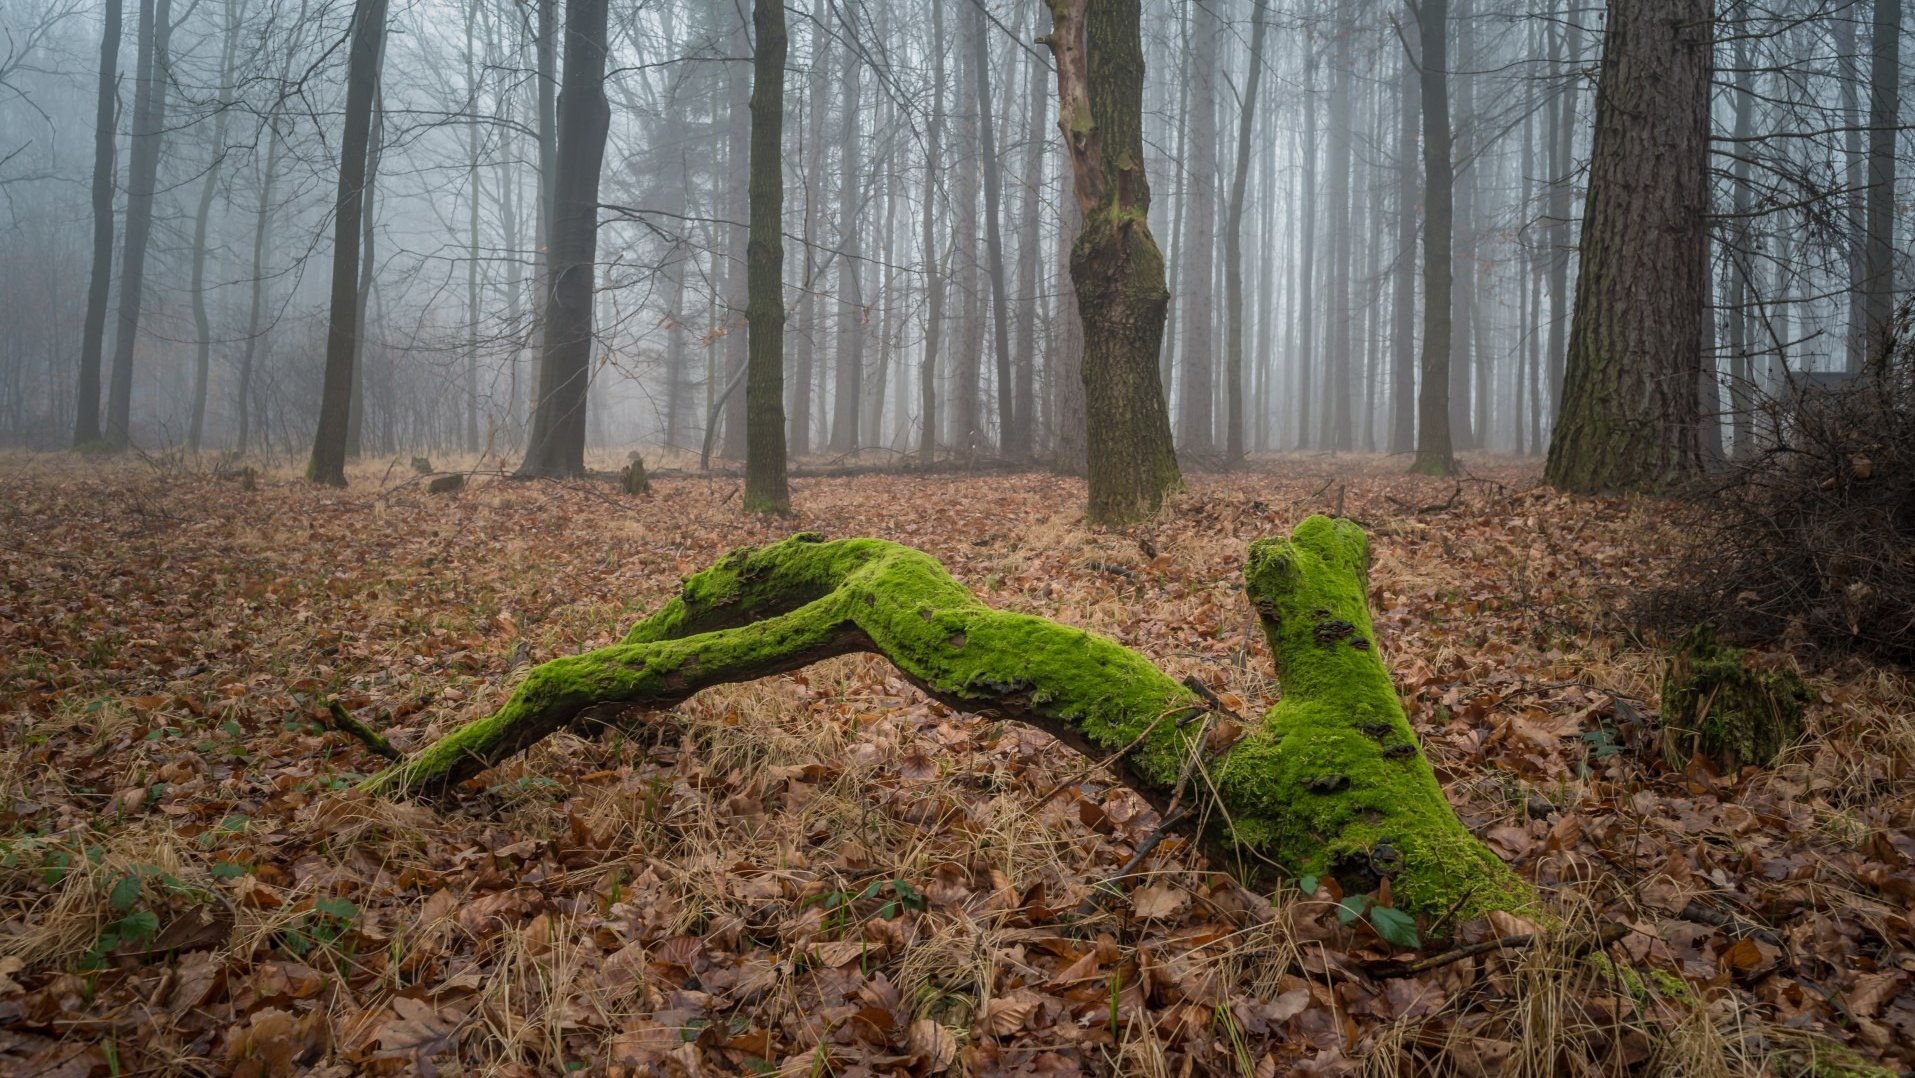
[1,452,1910,1076]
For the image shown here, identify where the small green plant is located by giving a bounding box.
[280,896,360,968]
[799,877,926,938]
[1335,893,1421,950]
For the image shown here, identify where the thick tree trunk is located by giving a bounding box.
[1045,0,1182,524]
[364,523,1534,921]
[348,55,385,459]
[743,0,789,515]
[518,0,610,478]
[1863,0,1901,373]
[1546,0,1711,494]
[73,0,122,448]
[105,0,172,450]
[1411,0,1456,477]
[307,0,386,486]
[1223,0,1269,466]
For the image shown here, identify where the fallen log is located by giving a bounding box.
[361,516,1535,919]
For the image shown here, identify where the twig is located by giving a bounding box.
[323,700,402,761]
[1372,921,1628,979]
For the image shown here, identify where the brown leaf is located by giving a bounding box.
[1129,883,1188,920]
[908,1018,958,1072]
[225,1007,329,1078]
[372,995,461,1058]
[978,995,1039,1037]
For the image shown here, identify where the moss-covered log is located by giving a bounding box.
[362,518,1534,919]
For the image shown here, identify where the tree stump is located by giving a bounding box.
[1660,625,1807,772]
[362,517,1535,919]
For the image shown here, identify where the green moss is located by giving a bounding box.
[1660,625,1807,771]
[365,522,1536,921]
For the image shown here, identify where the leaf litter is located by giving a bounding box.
[0,452,1909,1075]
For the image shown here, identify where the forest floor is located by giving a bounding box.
[0,451,1910,1077]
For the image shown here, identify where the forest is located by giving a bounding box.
[2,0,1914,1073]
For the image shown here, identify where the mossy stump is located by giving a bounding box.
[361,517,1535,920]
[620,453,649,495]
[1659,625,1807,772]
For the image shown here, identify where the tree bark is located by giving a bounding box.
[104,0,172,450]
[1223,0,1269,466]
[1389,32,1419,456]
[917,0,946,466]
[1544,5,1581,422]
[1175,0,1219,455]
[307,0,386,486]
[722,13,753,461]
[743,0,789,515]
[364,523,1534,921]
[74,0,122,448]
[188,2,240,455]
[1323,5,1355,452]
[1044,0,1182,524]
[1863,0,1901,373]
[1411,0,1456,477]
[1012,11,1047,463]
[973,1,1019,458]
[1545,0,1711,494]
[517,0,610,478]
[828,29,864,454]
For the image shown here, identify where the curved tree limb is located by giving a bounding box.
[362,519,1536,919]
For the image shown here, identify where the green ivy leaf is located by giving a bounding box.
[1335,895,1369,926]
[1368,905,1421,950]
[1298,874,1319,896]
[116,910,160,946]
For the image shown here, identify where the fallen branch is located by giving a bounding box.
[1372,921,1628,978]
[323,700,402,761]
[361,518,1538,919]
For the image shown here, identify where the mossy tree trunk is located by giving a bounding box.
[363,520,1533,920]
[1042,0,1181,525]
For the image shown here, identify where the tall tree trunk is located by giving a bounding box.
[743,0,789,513]
[1837,11,1867,374]
[1323,5,1354,451]
[1389,33,1419,455]
[1297,23,1319,449]
[1727,18,1754,456]
[105,0,172,449]
[1545,0,1711,493]
[1052,193,1087,475]
[1013,5,1047,462]
[973,2,1019,457]
[722,13,753,460]
[1223,0,1269,465]
[1545,4,1581,421]
[918,0,946,466]
[348,79,384,458]
[464,2,483,454]
[1864,0,1901,372]
[307,0,387,485]
[1158,8,1190,401]
[517,0,610,478]
[188,2,238,454]
[73,0,122,448]
[792,0,828,457]
[533,0,557,432]
[1411,0,1455,476]
[1043,0,1182,524]
[1445,0,1474,453]
[1175,0,1219,454]
[237,97,289,456]
[828,28,864,453]
[953,10,982,457]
